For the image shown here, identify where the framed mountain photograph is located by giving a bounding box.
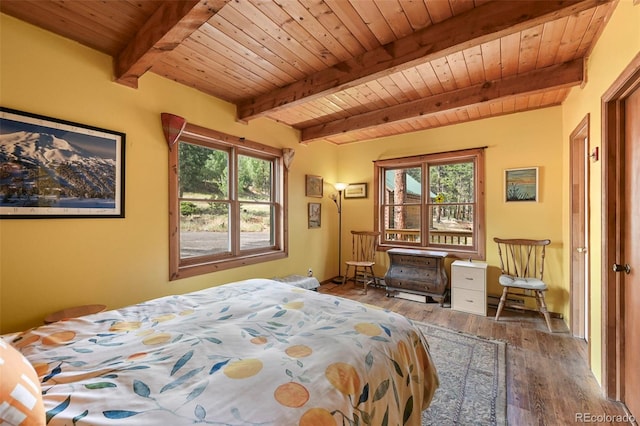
[0,107,125,218]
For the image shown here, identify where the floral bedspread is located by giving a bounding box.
[8,278,439,425]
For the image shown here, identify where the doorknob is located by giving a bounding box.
[612,264,631,274]
[576,247,587,253]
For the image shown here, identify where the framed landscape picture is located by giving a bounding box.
[505,167,538,202]
[0,107,125,218]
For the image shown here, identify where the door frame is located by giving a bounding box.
[601,52,640,400]
[569,114,590,341]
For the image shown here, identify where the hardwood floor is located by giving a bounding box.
[319,281,630,426]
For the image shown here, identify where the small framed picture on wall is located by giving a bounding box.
[504,167,538,202]
[308,202,321,228]
[344,183,367,199]
[305,175,323,198]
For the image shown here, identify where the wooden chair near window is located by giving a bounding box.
[342,231,381,294]
[494,237,553,332]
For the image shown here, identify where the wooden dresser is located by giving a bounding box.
[384,248,449,305]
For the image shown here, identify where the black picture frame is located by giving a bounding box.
[0,107,125,218]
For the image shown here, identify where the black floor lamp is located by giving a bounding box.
[332,182,348,284]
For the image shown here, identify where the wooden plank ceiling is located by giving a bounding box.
[0,0,616,145]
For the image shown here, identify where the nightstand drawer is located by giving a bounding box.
[452,266,485,290]
[452,288,485,315]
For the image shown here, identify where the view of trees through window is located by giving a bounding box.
[381,158,476,249]
[385,167,422,243]
[428,162,475,247]
[178,142,274,259]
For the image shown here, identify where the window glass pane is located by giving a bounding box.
[383,205,421,243]
[179,142,228,200]
[428,162,474,203]
[384,167,421,243]
[179,201,230,258]
[428,161,475,247]
[240,203,273,250]
[428,205,474,246]
[384,167,422,203]
[238,155,272,202]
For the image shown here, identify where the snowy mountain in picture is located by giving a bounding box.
[0,131,117,208]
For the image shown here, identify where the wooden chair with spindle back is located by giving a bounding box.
[494,237,553,332]
[342,231,380,294]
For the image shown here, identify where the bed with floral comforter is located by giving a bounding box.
[6,278,438,425]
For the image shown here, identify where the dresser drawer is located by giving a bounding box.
[393,254,437,268]
[452,288,486,316]
[452,266,485,291]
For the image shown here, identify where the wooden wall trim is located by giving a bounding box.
[568,113,589,343]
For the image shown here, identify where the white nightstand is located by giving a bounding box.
[451,260,487,316]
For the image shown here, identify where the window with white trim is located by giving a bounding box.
[374,148,485,258]
[169,124,287,280]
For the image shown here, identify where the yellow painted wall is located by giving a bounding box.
[560,0,640,385]
[0,14,340,333]
[337,107,566,312]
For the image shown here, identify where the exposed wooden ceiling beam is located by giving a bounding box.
[237,0,609,122]
[114,0,229,88]
[300,58,585,142]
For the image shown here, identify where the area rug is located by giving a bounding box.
[416,322,507,426]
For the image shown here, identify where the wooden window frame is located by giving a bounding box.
[169,123,288,280]
[373,148,485,259]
